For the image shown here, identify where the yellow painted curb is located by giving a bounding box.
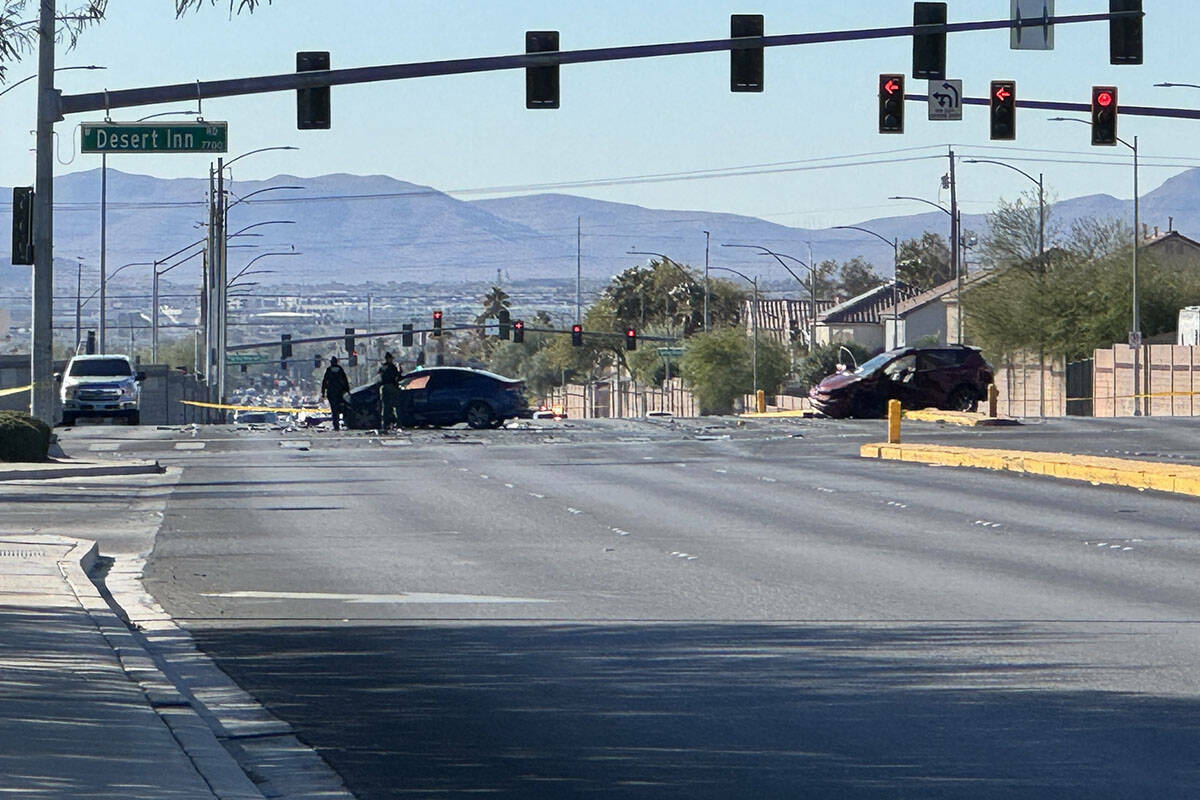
[900,409,1020,427]
[859,442,1200,498]
[738,409,815,418]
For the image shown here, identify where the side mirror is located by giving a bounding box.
[135,371,146,382]
[54,372,62,383]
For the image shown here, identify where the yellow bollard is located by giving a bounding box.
[887,399,901,444]
[988,383,999,418]
[756,389,766,413]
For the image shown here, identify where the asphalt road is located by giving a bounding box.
[39,417,1200,797]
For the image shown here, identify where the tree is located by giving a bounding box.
[790,341,872,393]
[679,326,789,415]
[2,1,264,82]
[837,257,885,297]
[897,232,952,290]
[977,188,1059,273]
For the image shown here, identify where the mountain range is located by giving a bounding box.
[3,166,1197,290]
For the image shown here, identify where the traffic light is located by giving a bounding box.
[281,333,292,371]
[730,14,764,92]
[314,354,321,369]
[571,324,583,347]
[11,186,33,265]
[1109,0,1143,65]
[85,330,96,354]
[878,74,904,134]
[989,80,1016,141]
[1092,86,1118,146]
[526,31,560,109]
[344,327,355,354]
[296,51,331,129]
[625,328,637,351]
[432,310,443,336]
[402,323,413,347]
[912,2,947,80]
[513,319,525,344]
[498,308,511,340]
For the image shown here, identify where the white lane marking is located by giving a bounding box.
[973,520,1002,528]
[203,590,551,604]
[479,474,489,480]
[174,442,206,450]
[529,492,545,499]
[89,442,119,452]
[504,483,515,489]
[670,551,698,561]
[458,467,470,472]
[610,527,631,536]
[567,507,583,515]
[714,468,728,474]
[815,487,835,493]
[280,440,311,449]
[759,476,777,483]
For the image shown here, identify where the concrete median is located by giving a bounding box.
[860,442,1200,498]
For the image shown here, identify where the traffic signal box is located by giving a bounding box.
[526,31,560,108]
[512,320,525,344]
[280,334,292,371]
[432,310,443,336]
[625,328,637,351]
[878,74,904,134]
[498,308,511,340]
[402,323,414,347]
[1109,0,1143,65]
[571,324,583,347]
[730,14,764,92]
[296,51,331,129]
[1092,86,1118,146]
[11,187,33,265]
[912,2,947,80]
[990,80,1016,141]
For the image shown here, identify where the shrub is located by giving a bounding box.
[0,411,51,462]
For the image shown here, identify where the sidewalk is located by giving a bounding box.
[0,534,264,799]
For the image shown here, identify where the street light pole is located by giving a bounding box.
[703,230,711,331]
[834,225,900,349]
[723,243,819,352]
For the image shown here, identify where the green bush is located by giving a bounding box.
[0,411,51,462]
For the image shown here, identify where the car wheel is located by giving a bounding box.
[466,401,494,429]
[127,411,140,425]
[947,385,978,412]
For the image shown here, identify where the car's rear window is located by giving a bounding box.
[921,349,969,368]
[68,358,132,377]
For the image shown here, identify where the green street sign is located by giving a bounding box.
[226,352,270,365]
[656,347,685,358]
[81,121,228,154]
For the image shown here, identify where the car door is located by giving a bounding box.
[427,371,471,424]
[879,353,922,408]
[399,372,433,422]
[912,350,963,407]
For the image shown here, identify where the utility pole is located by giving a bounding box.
[30,0,57,423]
[216,157,228,412]
[948,147,962,344]
[576,217,582,324]
[99,154,107,352]
[703,230,711,331]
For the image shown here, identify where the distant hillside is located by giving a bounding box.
[2,167,1197,288]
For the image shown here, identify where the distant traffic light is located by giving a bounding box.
[912,2,947,80]
[498,308,511,340]
[11,186,33,265]
[1109,0,1143,65]
[878,74,905,134]
[281,334,293,359]
[1092,86,1118,146]
[989,80,1016,141]
[402,323,413,347]
[571,324,583,347]
[730,14,764,92]
[625,328,637,351]
[526,31,560,109]
[296,51,331,129]
[314,354,321,369]
[513,319,525,344]
[432,310,443,337]
[344,327,355,355]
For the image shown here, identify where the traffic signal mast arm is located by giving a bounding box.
[54,11,1136,117]
[226,327,680,352]
[902,91,1200,121]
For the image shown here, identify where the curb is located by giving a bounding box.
[54,537,267,800]
[0,459,164,482]
[900,409,1021,427]
[860,442,1200,497]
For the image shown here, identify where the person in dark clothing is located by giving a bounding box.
[321,356,352,430]
[377,352,402,431]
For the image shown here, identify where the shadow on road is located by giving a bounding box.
[190,622,1200,799]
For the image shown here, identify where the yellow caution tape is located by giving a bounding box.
[0,384,33,397]
[180,400,327,414]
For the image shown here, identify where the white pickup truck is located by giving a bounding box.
[58,354,145,426]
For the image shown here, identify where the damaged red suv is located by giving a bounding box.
[808,345,994,419]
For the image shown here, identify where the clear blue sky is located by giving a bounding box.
[2,1,1199,230]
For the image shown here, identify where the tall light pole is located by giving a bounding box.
[722,243,819,352]
[834,225,901,349]
[1049,116,1140,415]
[887,194,969,344]
[703,231,711,331]
[709,266,758,395]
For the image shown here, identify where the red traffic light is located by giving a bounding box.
[433,310,443,320]
[883,78,900,95]
[1096,91,1114,107]
[994,84,1012,102]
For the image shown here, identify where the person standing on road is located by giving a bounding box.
[377,352,403,431]
[321,356,352,431]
